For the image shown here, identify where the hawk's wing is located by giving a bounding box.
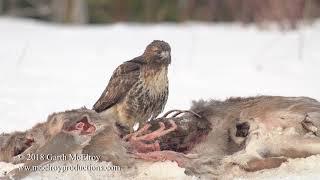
[92,57,143,113]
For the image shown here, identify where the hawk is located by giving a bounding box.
[93,40,171,132]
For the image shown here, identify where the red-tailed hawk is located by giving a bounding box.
[93,40,171,132]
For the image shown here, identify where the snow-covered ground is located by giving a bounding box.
[1,17,320,133]
[1,17,320,179]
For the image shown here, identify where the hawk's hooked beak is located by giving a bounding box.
[160,51,171,64]
[160,51,170,59]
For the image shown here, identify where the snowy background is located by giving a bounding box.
[0,17,320,133]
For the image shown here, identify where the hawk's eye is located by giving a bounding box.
[154,50,161,54]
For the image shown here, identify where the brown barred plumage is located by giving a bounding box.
[93,40,171,132]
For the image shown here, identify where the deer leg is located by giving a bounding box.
[159,110,201,119]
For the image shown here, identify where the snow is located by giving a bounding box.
[232,155,320,180]
[1,17,320,179]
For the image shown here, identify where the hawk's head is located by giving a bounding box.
[143,40,171,65]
